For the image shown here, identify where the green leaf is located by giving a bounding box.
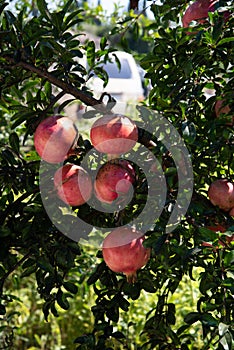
[184,312,200,325]
[201,313,218,327]
[122,281,141,300]
[21,264,38,278]
[36,0,51,20]
[9,132,20,153]
[82,110,100,119]
[115,294,130,312]
[224,251,234,266]
[140,278,156,293]
[64,9,83,27]
[0,304,6,315]
[217,37,234,46]
[4,10,16,25]
[37,257,54,274]
[167,303,176,325]
[221,278,234,294]
[112,331,125,339]
[63,281,78,294]
[50,302,59,318]
[1,149,17,165]
[100,37,108,51]
[219,323,229,337]
[87,41,95,68]
[181,120,196,144]
[106,307,119,322]
[87,272,99,285]
[42,301,51,322]
[219,331,233,350]
[56,289,70,310]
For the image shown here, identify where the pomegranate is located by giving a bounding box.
[90,114,138,155]
[34,115,78,163]
[182,0,215,27]
[229,207,234,217]
[102,227,151,283]
[208,179,234,211]
[182,0,229,28]
[94,160,135,204]
[53,164,92,206]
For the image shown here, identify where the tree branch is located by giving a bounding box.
[3,55,108,113]
[0,251,32,296]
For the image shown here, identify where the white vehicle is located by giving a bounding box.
[60,51,145,119]
[84,51,145,115]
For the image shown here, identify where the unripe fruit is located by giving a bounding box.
[94,160,135,204]
[208,179,234,211]
[34,115,78,163]
[102,227,151,283]
[53,164,92,206]
[90,114,138,155]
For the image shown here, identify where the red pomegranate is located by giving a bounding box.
[94,160,135,204]
[182,0,229,28]
[90,114,138,155]
[208,179,234,211]
[102,227,151,283]
[34,115,78,163]
[53,164,92,206]
[182,0,215,27]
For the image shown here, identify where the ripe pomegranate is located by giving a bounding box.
[53,164,92,206]
[34,115,78,163]
[208,179,234,211]
[102,227,151,283]
[90,114,138,155]
[182,0,229,28]
[94,160,135,204]
[229,207,234,217]
[182,0,215,27]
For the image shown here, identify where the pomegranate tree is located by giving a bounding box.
[90,114,138,155]
[53,164,92,206]
[208,179,234,211]
[94,160,135,204]
[102,226,151,283]
[34,115,78,163]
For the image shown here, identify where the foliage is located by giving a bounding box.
[0,0,234,349]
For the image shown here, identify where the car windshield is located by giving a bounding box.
[103,58,132,79]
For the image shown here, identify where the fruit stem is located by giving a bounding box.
[126,272,137,284]
[107,154,120,161]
